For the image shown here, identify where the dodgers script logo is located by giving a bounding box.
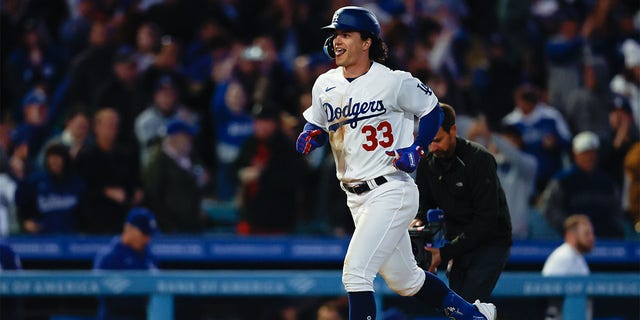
[325,97,386,131]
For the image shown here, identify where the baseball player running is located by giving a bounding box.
[296,6,497,320]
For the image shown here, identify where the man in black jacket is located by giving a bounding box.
[413,103,512,302]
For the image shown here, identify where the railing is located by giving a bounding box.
[1,271,638,319]
[6,235,640,264]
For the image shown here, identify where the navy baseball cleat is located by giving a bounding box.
[473,300,497,320]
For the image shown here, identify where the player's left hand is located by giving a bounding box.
[385,144,425,173]
[409,218,424,228]
[424,247,441,274]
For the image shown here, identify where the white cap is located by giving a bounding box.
[622,39,640,68]
[572,131,599,153]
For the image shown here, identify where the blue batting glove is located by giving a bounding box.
[296,129,323,154]
[385,144,425,173]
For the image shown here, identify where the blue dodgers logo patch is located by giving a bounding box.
[325,97,386,131]
[37,194,79,212]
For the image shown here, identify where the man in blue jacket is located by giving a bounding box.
[15,143,85,234]
[1,241,22,320]
[93,207,159,320]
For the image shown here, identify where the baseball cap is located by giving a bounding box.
[572,131,599,154]
[621,39,640,68]
[114,47,136,64]
[126,207,158,235]
[22,88,48,109]
[154,75,176,91]
[165,118,198,136]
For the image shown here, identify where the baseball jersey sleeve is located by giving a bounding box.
[302,80,330,131]
[396,76,439,118]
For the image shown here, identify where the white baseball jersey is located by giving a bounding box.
[542,243,592,320]
[303,62,439,183]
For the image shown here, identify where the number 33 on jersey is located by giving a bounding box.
[302,62,439,182]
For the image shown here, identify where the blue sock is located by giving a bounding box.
[348,291,376,320]
[414,271,448,308]
[414,271,485,320]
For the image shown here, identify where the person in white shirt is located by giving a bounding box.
[542,214,595,320]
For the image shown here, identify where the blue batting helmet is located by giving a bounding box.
[322,6,381,37]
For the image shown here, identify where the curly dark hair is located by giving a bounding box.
[360,33,388,63]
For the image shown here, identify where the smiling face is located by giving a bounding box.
[333,30,372,77]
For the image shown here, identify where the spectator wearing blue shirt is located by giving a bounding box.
[93,207,159,320]
[545,10,585,115]
[58,0,95,58]
[5,19,66,120]
[183,19,222,88]
[503,84,572,197]
[15,143,85,234]
[211,80,254,201]
[10,88,52,175]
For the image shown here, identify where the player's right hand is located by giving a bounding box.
[296,129,323,154]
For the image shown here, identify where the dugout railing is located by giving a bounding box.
[1,270,639,319]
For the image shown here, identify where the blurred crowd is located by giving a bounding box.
[0,0,638,240]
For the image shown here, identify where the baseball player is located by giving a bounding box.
[93,207,158,320]
[296,6,496,320]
